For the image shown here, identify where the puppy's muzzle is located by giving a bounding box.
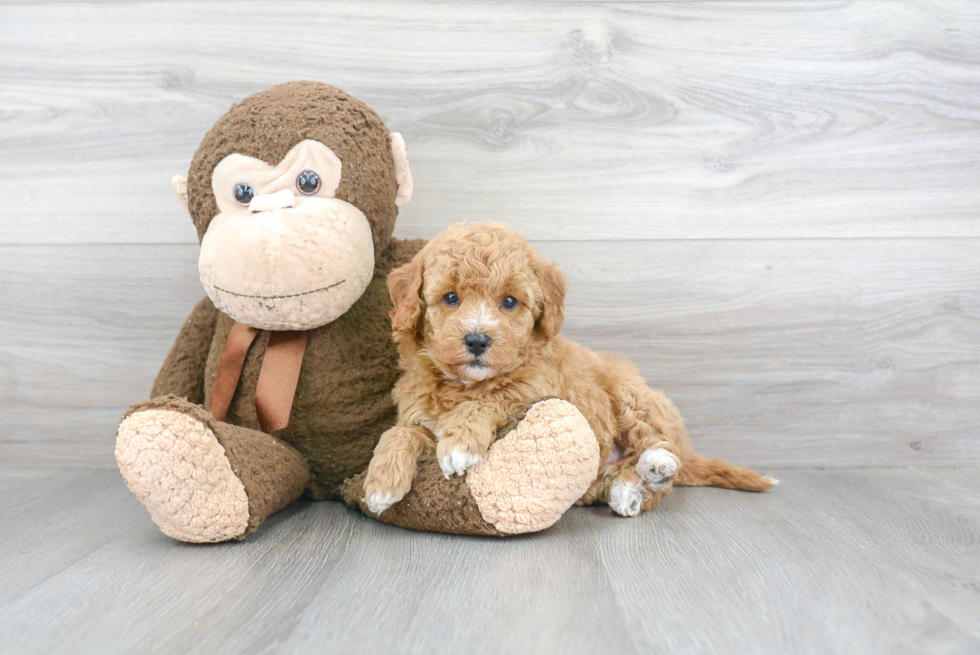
[463,332,492,357]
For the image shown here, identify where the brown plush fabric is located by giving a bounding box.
[151,297,220,404]
[123,395,310,537]
[155,82,426,502]
[186,81,400,257]
[343,456,506,537]
[196,256,420,501]
[375,236,427,278]
[209,418,310,537]
[122,82,431,541]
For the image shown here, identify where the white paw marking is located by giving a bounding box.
[609,481,644,517]
[366,491,399,515]
[637,448,680,491]
[763,475,780,486]
[440,446,481,478]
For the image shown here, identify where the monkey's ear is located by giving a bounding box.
[172,175,190,214]
[535,262,567,341]
[390,133,414,208]
[388,254,425,346]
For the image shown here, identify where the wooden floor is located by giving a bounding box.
[2,467,978,654]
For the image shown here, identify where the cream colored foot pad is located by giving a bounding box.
[467,399,600,534]
[116,409,249,543]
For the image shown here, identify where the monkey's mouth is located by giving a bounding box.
[213,279,345,300]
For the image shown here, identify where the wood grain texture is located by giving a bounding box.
[3,3,977,651]
[1,1,979,244]
[0,244,206,467]
[2,1,978,469]
[587,469,980,654]
[2,239,977,468]
[779,469,980,639]
[0,469,147,606]
[0,467,977,654]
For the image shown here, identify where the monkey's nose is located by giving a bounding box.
[464,332,492,356]
[249,189,296,213]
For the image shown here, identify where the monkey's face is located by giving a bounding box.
[199,140,375,331]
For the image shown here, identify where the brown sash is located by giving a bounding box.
[209,323,308,433]
[255,330,309,432]
[210,322,260,423]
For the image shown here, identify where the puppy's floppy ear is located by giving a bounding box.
[535,261,566,341]
[388,254,426,346]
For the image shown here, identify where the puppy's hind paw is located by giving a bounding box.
[365,491,400,515]
[609,481,644,517]
[439,446,481,478]
[637,448,680,492]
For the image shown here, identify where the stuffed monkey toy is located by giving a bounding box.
[116,82,598,541]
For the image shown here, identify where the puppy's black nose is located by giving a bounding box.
[464,332,492,356]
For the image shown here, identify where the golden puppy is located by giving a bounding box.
[364,223,775,517]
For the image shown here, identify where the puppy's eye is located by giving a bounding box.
[234,183,255,206]
[443,292,459,306]
[501,296,518,310]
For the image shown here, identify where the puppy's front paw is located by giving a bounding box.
[437,440,483,478]
[362,453,416,515]
[366,491,399,515]
[637,448,680,492]
[609,481,644,517]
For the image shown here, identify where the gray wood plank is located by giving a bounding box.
[776,469,980,639]
[3,239,977,468]
[549,238,980,469]
[0,469,359,653]
[272,518,633,655]
[2,1,979,244]
[0,469,146,605]
[0,244,204,468]
[0,467,58,494]
[913,468,980,500]
[591,471,980,654]
[0,470,631,655]
[1,468,978,654]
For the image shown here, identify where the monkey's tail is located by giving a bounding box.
[674,453,778,492]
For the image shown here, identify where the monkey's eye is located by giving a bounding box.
[501,296,519,310]
[296,170,321,195]
[443,292,459,307]
[234,183,255,206]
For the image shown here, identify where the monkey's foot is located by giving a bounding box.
[344,399,599,535]
[116,401,249,543]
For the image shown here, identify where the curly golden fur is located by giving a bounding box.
[363,223,776,517]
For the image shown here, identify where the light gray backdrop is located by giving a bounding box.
[2,0,978,468]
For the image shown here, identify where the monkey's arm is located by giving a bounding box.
[150,296,220,403]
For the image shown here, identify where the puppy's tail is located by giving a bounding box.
[675,453,778,492]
